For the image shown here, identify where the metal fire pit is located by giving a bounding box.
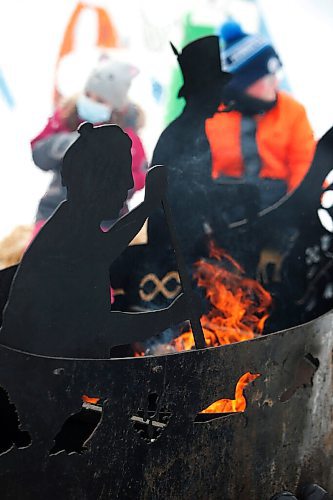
[1,117,333,498]
[0,311,331,499]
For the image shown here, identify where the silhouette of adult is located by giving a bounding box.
[1,123,190,358]
[108,36,236,314]
[149,35,232,264]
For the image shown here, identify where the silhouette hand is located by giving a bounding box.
[144,165,167,209]
[169,291,202,324]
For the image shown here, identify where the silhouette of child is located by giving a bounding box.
[1,123,188,358]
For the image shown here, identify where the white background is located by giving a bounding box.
[0,0,332,239]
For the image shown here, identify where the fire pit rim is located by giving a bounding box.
[0,309,331,363]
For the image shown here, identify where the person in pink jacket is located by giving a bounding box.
[31,58,147,236]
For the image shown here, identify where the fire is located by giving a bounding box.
[82,395,100,405]
[200,372,260,414]
[134,243,270,413]
[172,241,272,352]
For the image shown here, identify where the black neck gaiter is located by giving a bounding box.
[222,86,277,116]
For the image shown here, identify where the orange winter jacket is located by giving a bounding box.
[205,91,316,192]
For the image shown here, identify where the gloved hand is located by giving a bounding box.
[257,247,285,284]
[144,165,167,211]
[50,131,79,159]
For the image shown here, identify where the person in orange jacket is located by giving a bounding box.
[206,21,316,211]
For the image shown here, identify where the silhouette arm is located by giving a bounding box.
[109,293,189,346]
[106,166,166,257]
[106,202,150,257]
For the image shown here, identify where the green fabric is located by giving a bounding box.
[163,14,215,126]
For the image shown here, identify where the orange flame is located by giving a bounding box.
[200,372,260,413]
[172,242,272,352]
[82,395,100,405]
[134,243,270,412]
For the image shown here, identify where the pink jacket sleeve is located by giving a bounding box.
[31,108,70,148]
[125,128,147,192]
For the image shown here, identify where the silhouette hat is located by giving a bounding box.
[173,35,232,98]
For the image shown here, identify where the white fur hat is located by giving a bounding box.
[84,58,139,110]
